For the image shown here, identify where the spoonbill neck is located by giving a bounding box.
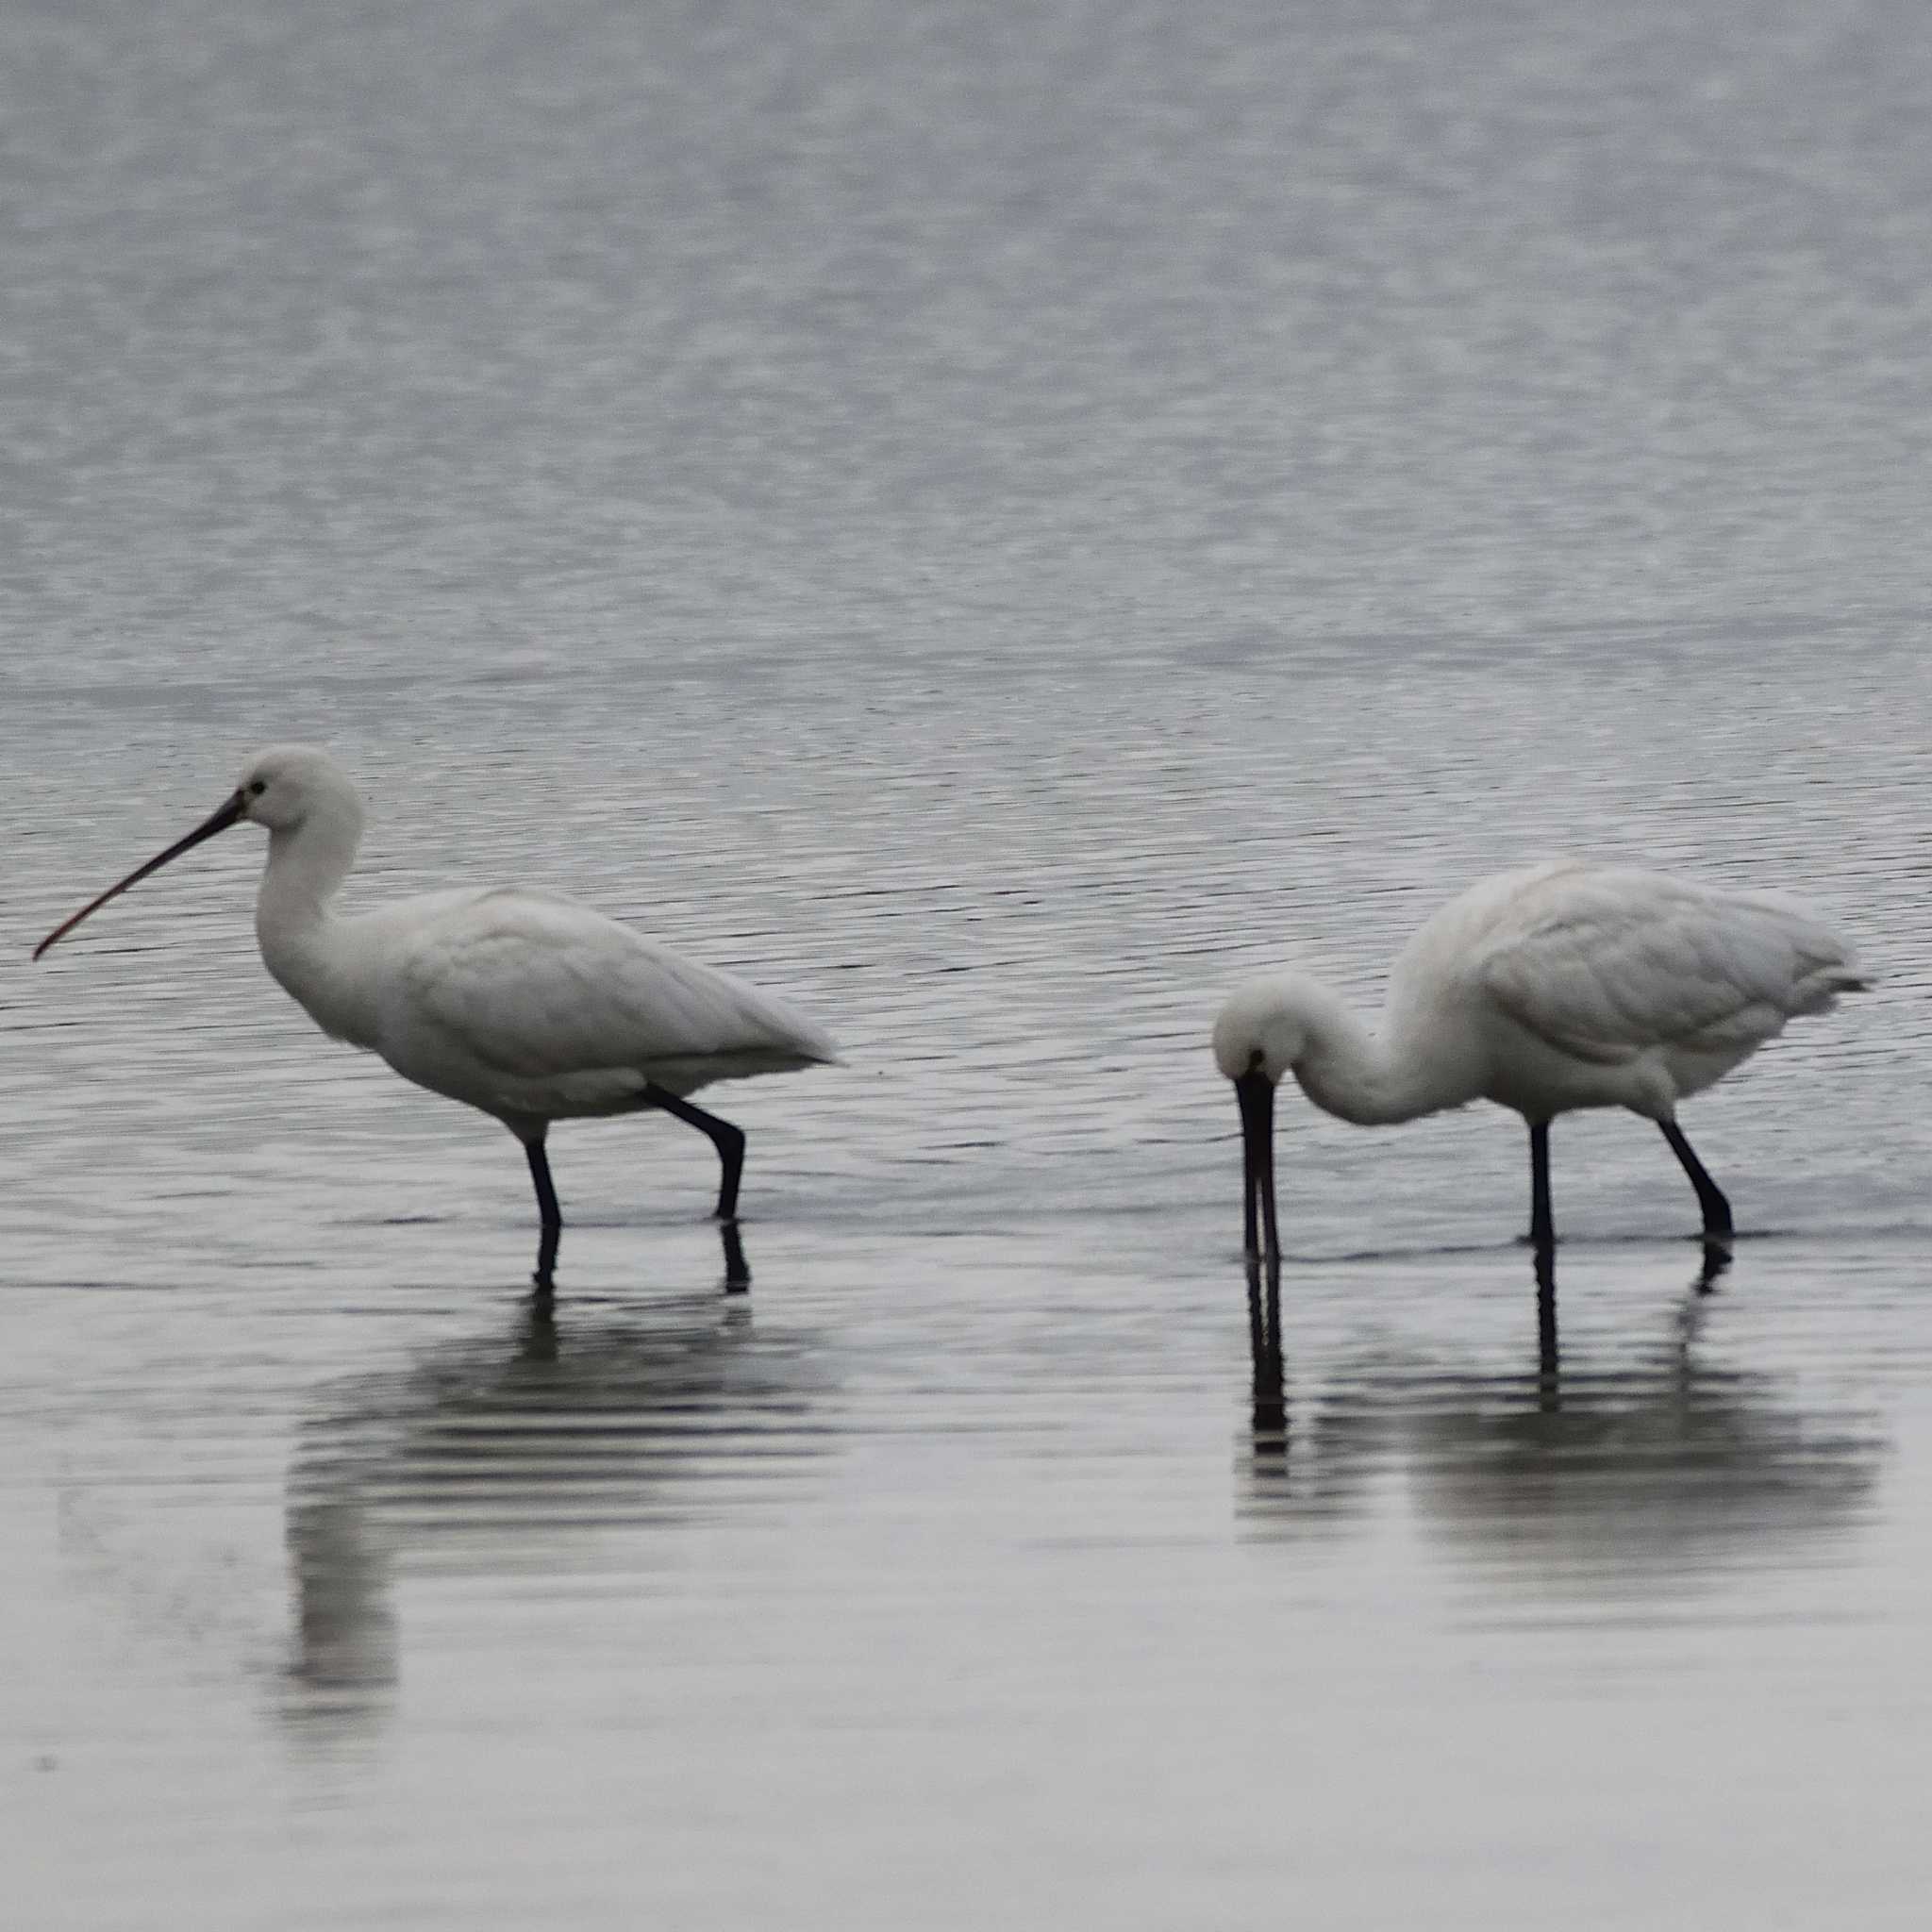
[257,796,364,933]
[251,791,375,1049]
[1281,981,1473,1127]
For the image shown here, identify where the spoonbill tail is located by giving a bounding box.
[1212,858,1867,1262]
[35,745,838,1286]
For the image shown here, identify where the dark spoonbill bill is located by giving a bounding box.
[1212,858,1867,1263]
[36,745,839,1287]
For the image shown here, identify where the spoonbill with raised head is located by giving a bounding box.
[35,745,839,1290]
[1212,858,1866,1264]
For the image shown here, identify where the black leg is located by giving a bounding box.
[1528,1120,1555,1249]
[525,1137,561,1293]
[1658,1119,1734,1242]
[642,1084,747,1220]
[719,1218,750,1294]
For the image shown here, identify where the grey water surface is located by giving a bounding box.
[7,2,1932,1925]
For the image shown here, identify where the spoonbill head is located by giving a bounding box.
[33,743,342,958]
[1213,859,1867,1267]
[1211,972,1326,1263]
[36,745,840,1291]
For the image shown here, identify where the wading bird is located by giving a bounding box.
[35,745,838,1289]
[1212,859,1866,1263]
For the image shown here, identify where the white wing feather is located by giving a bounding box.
[1472,861,1867,1066]
[383,888,837,1113]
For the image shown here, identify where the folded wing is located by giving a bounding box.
[1474,863,1867,1067]
[390,888,837,1109]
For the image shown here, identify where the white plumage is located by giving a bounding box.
[370,886,835,1118]
[37,745,838,1285]
[1213,858,1867,1260]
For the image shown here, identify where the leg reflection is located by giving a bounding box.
[1534,1239,1560,1412]
[518,1291,559,1362]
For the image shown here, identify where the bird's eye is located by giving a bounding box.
[248,779,266,796]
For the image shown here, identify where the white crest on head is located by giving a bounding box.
[236,743,358,830]
[1211,973,1321,1083]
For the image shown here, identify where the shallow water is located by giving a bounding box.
[8,1,1932,1924]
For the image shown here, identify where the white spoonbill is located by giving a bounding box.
[1212,858,1867,1261]
[35,745,838,1285]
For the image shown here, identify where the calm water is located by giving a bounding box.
[7,2,1932,1924]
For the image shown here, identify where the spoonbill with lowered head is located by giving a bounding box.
[1212,858,1866,1263]
[35,745,839,1288]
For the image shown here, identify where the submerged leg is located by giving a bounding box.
[1658,1118,1734,1242]
[525,1136,562,1292]
[1528,1120,1556,1249]
[641,1084,747,1221]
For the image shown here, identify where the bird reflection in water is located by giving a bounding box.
[1239,1251,1394,1524]
[1531,1234,1731,1413]
[1239,1241,1880,1601]
[282,1221,829,1729]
